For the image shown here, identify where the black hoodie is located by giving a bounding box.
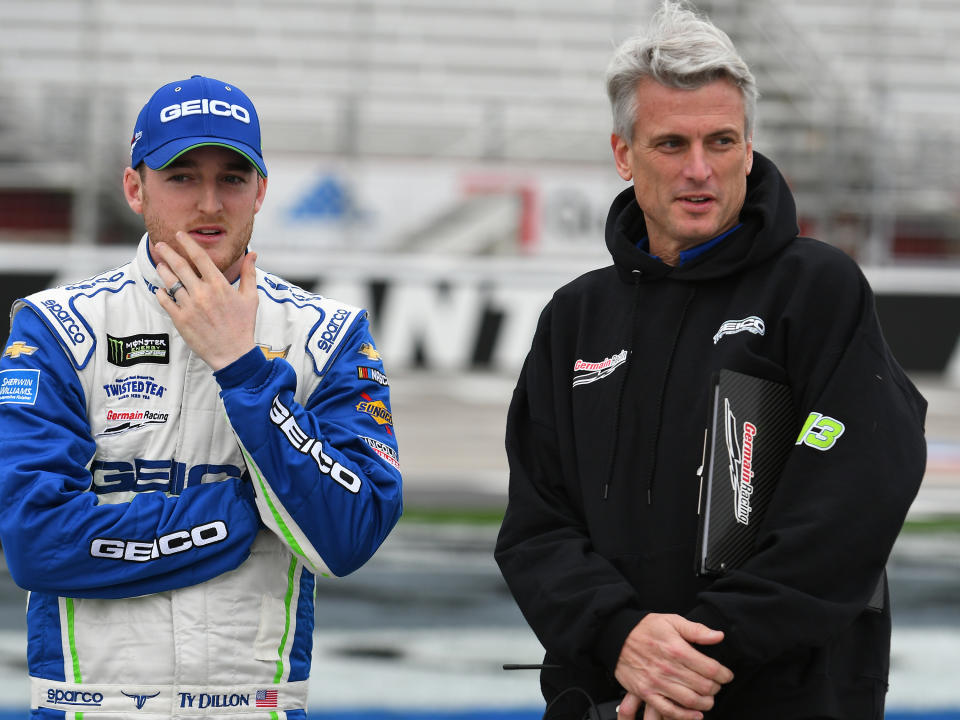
[495,152,927,719]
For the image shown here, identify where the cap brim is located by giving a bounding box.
[143,137,267,177]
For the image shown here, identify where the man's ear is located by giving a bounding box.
[123,167,145,215]
[254,175,268,214]
[611,134,633,181]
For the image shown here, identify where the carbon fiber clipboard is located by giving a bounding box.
[695,369,795,576]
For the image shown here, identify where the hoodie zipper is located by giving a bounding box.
[602,278,696,504]
[643,286,696,504]
[601,280,642,501]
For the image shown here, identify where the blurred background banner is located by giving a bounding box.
[1,0,959,717]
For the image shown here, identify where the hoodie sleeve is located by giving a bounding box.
[495,300,647,675]
[0,308,262,599]
[686,253,927,671]
[215,313,402,579]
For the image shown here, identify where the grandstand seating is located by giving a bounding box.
[0,0,956,258]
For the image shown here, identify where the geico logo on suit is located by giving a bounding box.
[90,458,243,495]
[90,520,229,562]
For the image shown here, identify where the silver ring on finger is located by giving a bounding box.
[166,280,185,300]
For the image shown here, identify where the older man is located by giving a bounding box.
[495,3,926,720]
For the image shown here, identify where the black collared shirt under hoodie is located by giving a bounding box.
[495,152,927,719]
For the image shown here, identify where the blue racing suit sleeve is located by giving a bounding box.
[215,314,403,578]
[0,309,261,599]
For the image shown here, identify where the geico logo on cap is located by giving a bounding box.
[159,98,251,124]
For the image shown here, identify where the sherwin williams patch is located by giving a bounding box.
[0,369,40,405]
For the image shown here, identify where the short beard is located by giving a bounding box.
[142,207,255,280]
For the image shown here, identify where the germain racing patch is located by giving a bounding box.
[107,333,170,366]
[99,408,171,436]
[0,369,40,405]
[572,349,628,388]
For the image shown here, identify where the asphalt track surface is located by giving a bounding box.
[0,372,957,718]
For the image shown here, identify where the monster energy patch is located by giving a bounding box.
[106,333,170,367]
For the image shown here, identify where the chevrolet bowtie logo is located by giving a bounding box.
[258,344,290,361]
[4,341,38,359]
[357,343,381,361]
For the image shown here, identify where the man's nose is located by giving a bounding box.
[196,181,223,215]
[684,145,712,183]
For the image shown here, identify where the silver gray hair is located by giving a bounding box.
[605,0,758,143]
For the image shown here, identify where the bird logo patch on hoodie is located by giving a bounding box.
[713,316,765,344]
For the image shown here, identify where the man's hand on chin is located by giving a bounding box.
[154,231,259,371]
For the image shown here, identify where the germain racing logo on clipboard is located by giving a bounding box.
[724,397,757,526]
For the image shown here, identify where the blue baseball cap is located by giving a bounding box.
[130,75,267,177]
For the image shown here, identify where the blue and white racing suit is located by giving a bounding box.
[0,236,403,719]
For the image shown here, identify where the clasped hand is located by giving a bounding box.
[153,231,259,371]
[615,613,734,720]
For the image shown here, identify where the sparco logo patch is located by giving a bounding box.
[46,689,104,708]
[317,308,351,352]
[107,333,170,366]
[724,398,756,526]
[41,299,86,345]
[572,349,628,387]
[713,316,765,344]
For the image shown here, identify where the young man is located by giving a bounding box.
[495,3,927,720]
[0,75,403,718]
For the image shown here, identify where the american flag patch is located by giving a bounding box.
[256,689,278,708]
